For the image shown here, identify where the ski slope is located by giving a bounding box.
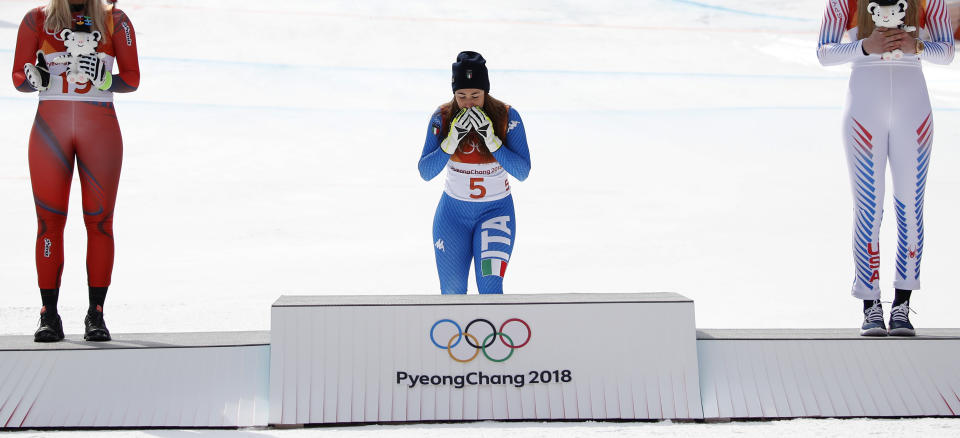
[1,0,960,359]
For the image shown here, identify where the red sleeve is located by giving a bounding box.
[12,9,41,92]
[109,8,139,92]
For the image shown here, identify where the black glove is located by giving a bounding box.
[23,50,50,91]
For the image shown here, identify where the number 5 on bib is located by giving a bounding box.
[469,177,487,199]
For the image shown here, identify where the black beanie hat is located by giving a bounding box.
[451,51,490,93]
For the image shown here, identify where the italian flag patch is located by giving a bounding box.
[481,258,507,277]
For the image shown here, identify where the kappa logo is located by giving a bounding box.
[43,238,52,258]
[507,120,520,133]
[908,245,918,259]
[430,318,531,363]
[435,239,445,252]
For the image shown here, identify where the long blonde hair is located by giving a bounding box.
[857,0,921,39]
[43,0,112,35]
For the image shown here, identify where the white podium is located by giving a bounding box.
[0,331,270,428]
[6,295,958,429]
[268,293,704,425]
[697,329,960,418]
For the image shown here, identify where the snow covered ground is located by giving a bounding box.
[1,0,960,435]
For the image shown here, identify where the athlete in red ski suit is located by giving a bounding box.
[12,1,139,341]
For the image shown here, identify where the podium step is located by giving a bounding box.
[696,329,960,418]
[0,331,270,428]
[269,293,703,424]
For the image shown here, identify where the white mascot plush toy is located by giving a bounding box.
[867,0,918,60]
[53,28,105,84]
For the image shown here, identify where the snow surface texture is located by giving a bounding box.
[2,1,960,340]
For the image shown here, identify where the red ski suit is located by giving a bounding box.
[12,6,139,289]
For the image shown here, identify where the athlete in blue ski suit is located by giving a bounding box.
[418,51,531,294]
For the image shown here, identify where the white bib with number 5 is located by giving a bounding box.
[443,161,510,202]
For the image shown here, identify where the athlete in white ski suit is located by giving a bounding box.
[817,0,954,300]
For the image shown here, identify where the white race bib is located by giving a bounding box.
[443,162,510,202]
[38,52,114,102]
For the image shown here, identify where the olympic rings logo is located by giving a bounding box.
[458,141,479,155]
[430,318,531,363]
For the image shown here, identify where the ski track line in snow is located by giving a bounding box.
[65,2,816,35]
[668,0,814,22]
[0,49,849,80]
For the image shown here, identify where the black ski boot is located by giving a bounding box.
[84,306,111,341]
[34,308,65,342]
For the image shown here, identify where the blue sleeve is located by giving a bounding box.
[418,109,450,181]
[491,107,531,181]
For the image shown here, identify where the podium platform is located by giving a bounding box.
[696,329,960,418]
[268,293,704,424]
[3,294,960,429]
[0,331,270,428]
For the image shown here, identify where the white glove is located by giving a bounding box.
[77,53,111,90]
[23,50,50,91]
[440,108,475,154]
[468,107,503,153]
